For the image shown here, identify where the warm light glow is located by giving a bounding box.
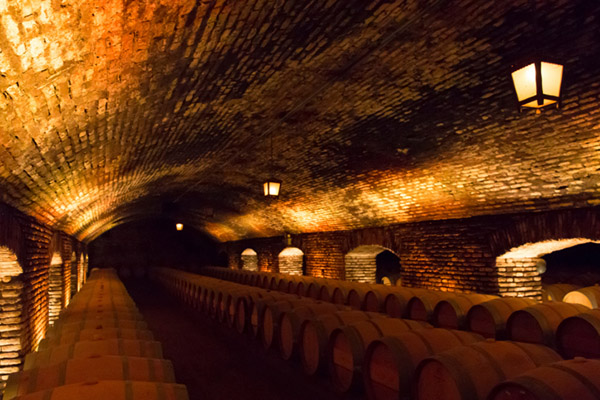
[511,61,563,110]
[176,223,183,231]
[263,180,281,197]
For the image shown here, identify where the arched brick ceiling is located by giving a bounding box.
[0,0,599,242]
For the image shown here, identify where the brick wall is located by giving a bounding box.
[0,202,83,393]
[224,206,600,298]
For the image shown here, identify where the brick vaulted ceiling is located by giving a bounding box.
[0,0,599,242]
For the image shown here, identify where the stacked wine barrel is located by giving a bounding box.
[4,268,189,400]
[150,267,599,399]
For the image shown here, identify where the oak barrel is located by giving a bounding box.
[414,340,562,400]
[299,310,384,376]
[507,302,590,347]
[556,309,600,359]
[563,285,600,309]
[466,297,538,339]
[363,329,484,400]
[4,380,189,400]
[24,339,163,370]
[488,358,600,400]
[541,283,580,302]
[278,303,343,360]
[5,356,175,398]
[329,318,431,392]
[433,294,499,330]
[407,291,459,323]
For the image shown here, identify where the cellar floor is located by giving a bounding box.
[126,279,352,400]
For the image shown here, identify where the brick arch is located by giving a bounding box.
[344,245,400,283]
[489,209,600,299]
[241,248,258,271]
[0,246,24,393]
[48,252,63,325]
[488,208,600,257]
[278,247,304,276]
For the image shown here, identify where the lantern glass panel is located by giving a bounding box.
[541,61,563,98]
[511,63,537,102]
[265,181,280,196]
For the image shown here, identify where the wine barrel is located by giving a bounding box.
[331,285,353,305]
[488,358,600,400]
[318,283,335,302]
[39,328,154,349]
[299,310,385,376]
[507,302,590,347]
[415,340,563,400]
[249,292,297,337]
[433,294,499,330]
[24,339,163,370]
[4,380,189,400]
[278,303,344,360]
[362,286,397,313]
[407,291,459,323]
[306,280,324,300]
[47,319,148,336]
[347,286,373,310]
[5,356,176,398]
[556,309,600,359]
[329,318,431,392]
[563,285,600,309]
[466,297,538,339]
[363,329,484,400]
[261,298,315,349]
[541,283,580,302]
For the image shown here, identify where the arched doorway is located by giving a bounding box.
[241,248,258,271]
[496,238,600,300]
[278,247,304,275]
[345,245,401,284]
[0,247,23,392]
[48,252,63,325]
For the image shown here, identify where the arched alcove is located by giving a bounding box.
[541,243,600,285]
[0,247,24,392]
[278,247,304,275]
[48,252,63,325]
[375,250,402,285]
[241,248,258,271]
[496,238,600,299]
[345,245,401,283]
[70,251,78,297]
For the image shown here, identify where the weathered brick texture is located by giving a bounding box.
[0,1,597,243]
[0,203,84,393]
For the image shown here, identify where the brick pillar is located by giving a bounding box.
[496,257,543,300]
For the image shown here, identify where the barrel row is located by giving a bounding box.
[4,268,190,400]
[152,268,600,400]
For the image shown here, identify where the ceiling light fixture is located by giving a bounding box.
[263,126,281,198]
[511,0,563,113]
[176,223,183,231]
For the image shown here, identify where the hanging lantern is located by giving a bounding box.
[511,60,563,112]
[263,179,281,197]
[175,223,183,231]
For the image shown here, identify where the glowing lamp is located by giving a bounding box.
[263,179,281,197]
[176,223,183,231]
[511,60,563,112]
